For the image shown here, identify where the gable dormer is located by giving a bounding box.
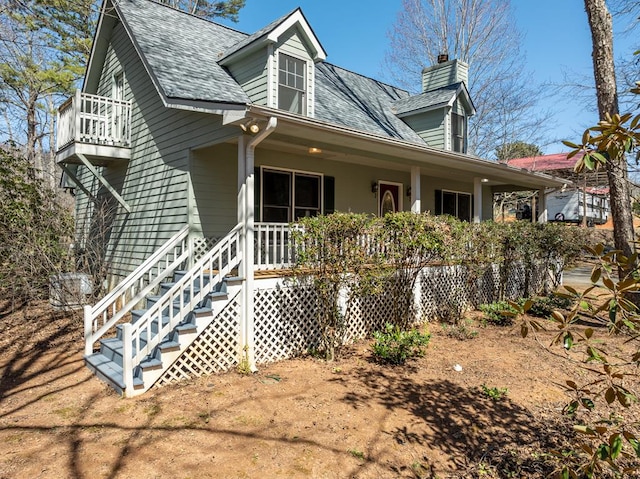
[394,57,475,153]
[219,8,326,118]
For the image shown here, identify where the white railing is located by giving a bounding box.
[254,223,299,270]
[122,223,243,394]
[56,90,132,151]
[84,226,190,356]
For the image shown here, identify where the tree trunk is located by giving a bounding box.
[584,0,635,260]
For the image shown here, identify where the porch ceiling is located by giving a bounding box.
[240,108,569,191]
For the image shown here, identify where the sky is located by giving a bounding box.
[218,0,638,156]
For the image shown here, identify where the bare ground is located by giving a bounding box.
[0,299,637,479]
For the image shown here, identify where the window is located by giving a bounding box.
[435,190,472,222]
[113,71,124,100]
[451,112,465,153]
[261,168,321,222]
[278,53,306,115]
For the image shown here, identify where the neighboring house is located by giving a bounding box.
[507,153,610,226]
[56,0,566,396]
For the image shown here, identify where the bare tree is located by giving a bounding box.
[583,0,635,259]
[384,0,551,159]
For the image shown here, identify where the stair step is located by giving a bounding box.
[159,282,203,297]
[159,340,180,352]
[85,353,144,392]
[139,357,163,371]
[175,322,197,334]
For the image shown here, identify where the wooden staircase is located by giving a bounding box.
[85,274,242,395]
[83,224,244,397]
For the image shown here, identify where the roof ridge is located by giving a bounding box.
[122,0,249,36]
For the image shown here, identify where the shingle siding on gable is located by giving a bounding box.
[227,48,269,106]
[402,111,445,149]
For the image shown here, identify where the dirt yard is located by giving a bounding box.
[0,297,637,479]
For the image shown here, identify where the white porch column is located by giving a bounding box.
[237,135,247,363]
[411,166,421,213]
[240,118,277,372]
[537,188,548,223]
[473,177,483,223]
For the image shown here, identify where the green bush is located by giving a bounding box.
[527,294,573,318]
[479,301,518,326]
[371,323,431,365]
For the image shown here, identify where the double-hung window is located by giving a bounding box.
[451,112,465,153]
[278,53,306,115]
[262,168,321,222]
[435,189,472,222]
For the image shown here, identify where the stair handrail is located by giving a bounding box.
[122,223,243,394]
[84,225,190,356]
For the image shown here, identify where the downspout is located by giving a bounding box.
[241,117,277,372]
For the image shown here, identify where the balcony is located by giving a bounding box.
[56,91,132,165]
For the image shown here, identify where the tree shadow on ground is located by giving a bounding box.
[334,361,571,478]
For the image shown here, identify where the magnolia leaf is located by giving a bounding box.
[581,398,595,410]
[610,433,623,460]
[590,268,602,284]
[598,444,610,460]
[605,387,616,404]
[583,154,595,170]
[564,285,578,295]
[602,277,615,290]
[563,333,574,350]
[574,424,596,435]
[566,380,578,390]
[563,140,580,149]
[630,438,640,458]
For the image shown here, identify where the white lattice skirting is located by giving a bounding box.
[157,261,557,387]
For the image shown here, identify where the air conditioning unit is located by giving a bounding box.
[50,273,93,310]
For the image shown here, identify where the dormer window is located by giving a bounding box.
[451,112,465,153]
[278,53,306,115]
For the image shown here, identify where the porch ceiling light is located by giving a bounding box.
[481,178,489,183]
[308,147,322,154]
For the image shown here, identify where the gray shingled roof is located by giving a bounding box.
[114,0,425,143]
[116,0,250,104]
[219,8,298,61]
[315,64,425,143]
[392,83,460,116]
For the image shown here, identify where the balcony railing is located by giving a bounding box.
[56,91,132,152]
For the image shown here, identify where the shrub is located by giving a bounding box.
[479,301,518,326]
[441,319,478,340]
[527,294,573,318]
[371,323,431,365]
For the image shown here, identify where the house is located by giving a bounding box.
[56,0,566,396]
[506,153,610,226]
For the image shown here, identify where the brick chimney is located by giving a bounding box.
[421,57,469,92]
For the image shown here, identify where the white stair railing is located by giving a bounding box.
[84,226,190,356]
[122,223,243,394]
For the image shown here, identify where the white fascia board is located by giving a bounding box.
[83,0,115,93]
[248,105,568,188]
[456,83,476,116]
[266,10,327,61]
[395,101,449,118]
